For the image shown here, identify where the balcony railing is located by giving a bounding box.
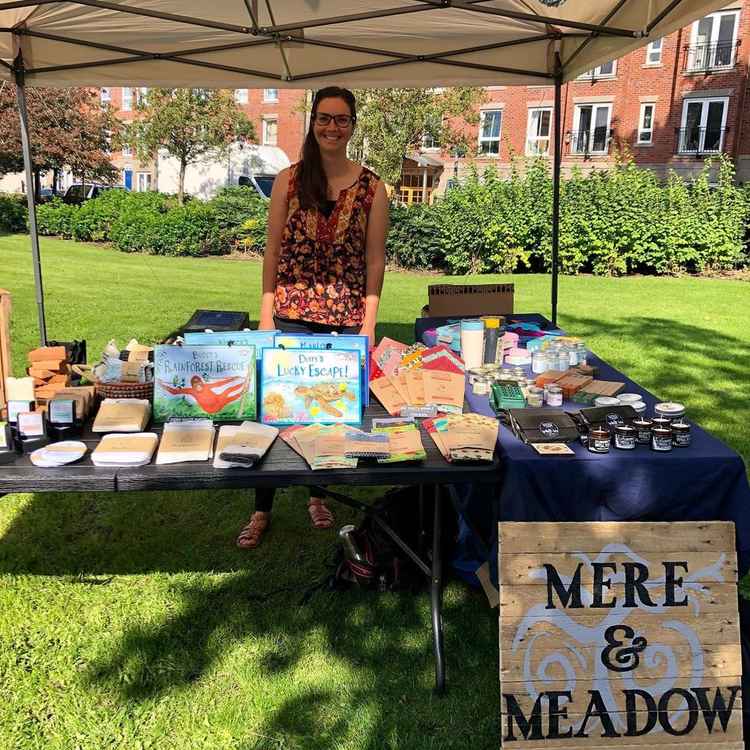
[675,126,728,156]
[567,127,612,157]
[683,41,740,72]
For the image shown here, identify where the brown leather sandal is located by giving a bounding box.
[236,511,271,549]
[308,498,334,530]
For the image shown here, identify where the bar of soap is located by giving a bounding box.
[5,376,35,401]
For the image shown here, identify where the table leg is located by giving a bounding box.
[431,484,446,694]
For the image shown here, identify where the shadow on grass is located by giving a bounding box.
[0,485,499,749]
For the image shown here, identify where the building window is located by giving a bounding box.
[637,103,655,144]
[121,87,132,112]
[122,143,132,157]
[678,97,728,154]
[263,88,279,102]
[646,38,663,65]
[262,117,278,146]
[234,89,248,104]
[571,103,611,154]
[100,88,111,104]
[577,60,616,80]
[136,87,148,106]
[421,115,442,151]
[478,109,502,155]
[686,10,740,71]
[526,107,551,156]
[136,172,152,192]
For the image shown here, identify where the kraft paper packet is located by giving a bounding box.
[423,370,465,409]
[5,376,35,402]
[375,425,426,463]
[389,373,411,406]
[92,398,150,432]
[91,433,159,466]
[369,376,407,416]
[404,369,426,407]
[157,420,215,464]
[213,422,278,468]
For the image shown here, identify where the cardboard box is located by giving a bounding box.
[426,283,514,317]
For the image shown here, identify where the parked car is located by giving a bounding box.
[62,183,127,205]
[238,173,275,200]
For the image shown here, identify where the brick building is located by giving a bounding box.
[424,2,750,201]
[102,85,307,193]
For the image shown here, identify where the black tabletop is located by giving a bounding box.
[0,403,500,494]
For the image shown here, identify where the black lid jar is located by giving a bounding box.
[633,417,653,445]
[614,424,637,450]
[651,426,673,452]
[671,421,691,448]
[588,426,611,454]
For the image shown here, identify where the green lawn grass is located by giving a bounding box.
[1,233,749,749]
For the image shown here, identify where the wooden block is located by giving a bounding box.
[30,358,67,372]
[27,367,56,380]
[34,383,67,399]
[580,379,626,397]
[48,374,69,385]
[535,370,566,387]
[556,372,593,398]
[28,345,67,363]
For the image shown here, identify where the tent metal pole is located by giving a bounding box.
[14,63,48,345]
[551,69,562,329]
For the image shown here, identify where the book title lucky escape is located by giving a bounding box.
[154,345,256,422]
[261,348,361,425]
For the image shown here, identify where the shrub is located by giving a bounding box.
[36,198,78,238]
[207,186,269,252]
[387,203,445,270]
[0,194,27,233]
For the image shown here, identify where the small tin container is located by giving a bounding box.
[472,377,491,396]
[654,402,686,423]
[633,417,653,444]
[588,426,611,454]
[630,400,647,415]
[546,384,563,407]
[594,396,620,408]
[651,426,673,452]
[671,421,691,447]
[617,393,642,405]
[614,424,637,450]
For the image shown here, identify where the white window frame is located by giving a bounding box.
[100,87,111,104]
[637,103,655,144]
[526,107,552,156]
[477,109,502,155]
[687,10,740,71]
[577,60,617,80]
[262,117,278,146]
[135,87,148,106]
[121,87,132,112]
[136,172,152,192]
[263,88,279,102]
[122,143,132,157]
[234,88,248,104]
[645,38,663,65]
[678,97,729,154]
[571,103,612,155]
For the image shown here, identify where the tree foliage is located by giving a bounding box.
[0,83,119,197]
[124,88,255,205]
[347,87,486,184]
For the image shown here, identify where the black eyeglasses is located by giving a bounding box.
[314,112,355,127]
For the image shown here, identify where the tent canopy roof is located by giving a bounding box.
[0,1,733,89]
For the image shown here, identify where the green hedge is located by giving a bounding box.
[23,155,750,274]
[0,194,28,233]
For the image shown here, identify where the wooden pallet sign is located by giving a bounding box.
[498,521,743,750]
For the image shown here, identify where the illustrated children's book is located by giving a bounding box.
[183,330,277,354]
[153,345,256,422]
[274,333,369,406]
[260,348,362,426]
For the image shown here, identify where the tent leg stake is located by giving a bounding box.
[14,63,47,345]
[551,69,562,329]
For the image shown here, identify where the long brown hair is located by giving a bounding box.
[298,87,357,211]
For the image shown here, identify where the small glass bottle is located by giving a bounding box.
[576,343,588,367]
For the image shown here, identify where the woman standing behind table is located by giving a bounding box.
[236,86,388,549]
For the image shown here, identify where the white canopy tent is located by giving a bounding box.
[0,0,731,342]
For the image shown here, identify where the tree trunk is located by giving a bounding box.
[52,168,59,196]
[33,168,41,203]
[178,158,186,206]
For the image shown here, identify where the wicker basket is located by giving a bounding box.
[72,364,154,402]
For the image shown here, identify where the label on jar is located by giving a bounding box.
[589,438,610,453]
[635,427,651,443]
[673,432,691,447]
[652,433,673,452]
[615,434,636,450]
